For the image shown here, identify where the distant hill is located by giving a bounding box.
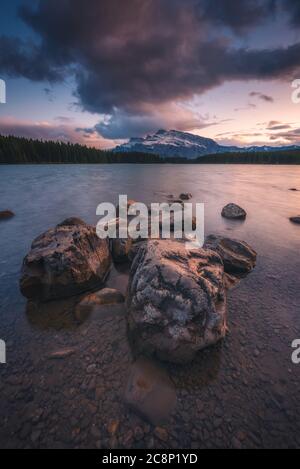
[114,129,300,159]
[0,134,300,164]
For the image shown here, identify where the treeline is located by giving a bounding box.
[0,135,161,164]
[1,134,300,164]
[196,150,300,165]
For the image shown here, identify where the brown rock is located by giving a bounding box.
[0,210,14,221]
[20,221,111,302]
[204,235,257,276]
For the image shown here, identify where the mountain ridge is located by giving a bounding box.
[114,129,300,159]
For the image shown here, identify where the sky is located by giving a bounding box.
[0,0,300,149]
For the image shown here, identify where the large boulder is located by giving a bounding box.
[126,240,227,364]
[204,235,257,276]
[20,219,111,302]
[222,203,247,220]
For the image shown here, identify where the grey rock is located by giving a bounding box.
[222,203,247,220]
[126,240,227,364]
[290,216,300,224]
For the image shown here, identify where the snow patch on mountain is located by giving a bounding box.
[114,129,300,159]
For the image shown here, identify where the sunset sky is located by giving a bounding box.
[0,0,300,149]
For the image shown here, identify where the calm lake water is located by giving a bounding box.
[0,164,300,449]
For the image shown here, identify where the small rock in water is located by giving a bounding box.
[124,358,177,425]
[222,203,247,220]
[179,193,192,201]
[204,235,257,276]
[48,348,76,359]
[0,210,15,221]
[57,217,86,227]
[290,216,300,224]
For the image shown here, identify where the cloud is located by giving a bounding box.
[216,120,300,146]
[0,117,116,148]
[249,92,274,102]
[282,0,300,26]
[234,103,257,112]
[198,0,275,32]
[0,36,64,82]
[0,0,300,138]
[269,128,300,143]
[267,122,292,130]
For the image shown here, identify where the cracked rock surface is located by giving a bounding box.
[20,220,111,302]
[126,240,227,364]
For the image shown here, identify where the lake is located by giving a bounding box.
[0,164,300,449]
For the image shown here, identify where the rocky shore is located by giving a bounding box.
[16,203,260,441]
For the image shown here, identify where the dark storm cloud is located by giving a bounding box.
[283,0,300,26]
[1,0,300,138]
[199,0,275,32]
[0,36,63,81]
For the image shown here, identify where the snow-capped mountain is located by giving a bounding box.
[114,129,299,159]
